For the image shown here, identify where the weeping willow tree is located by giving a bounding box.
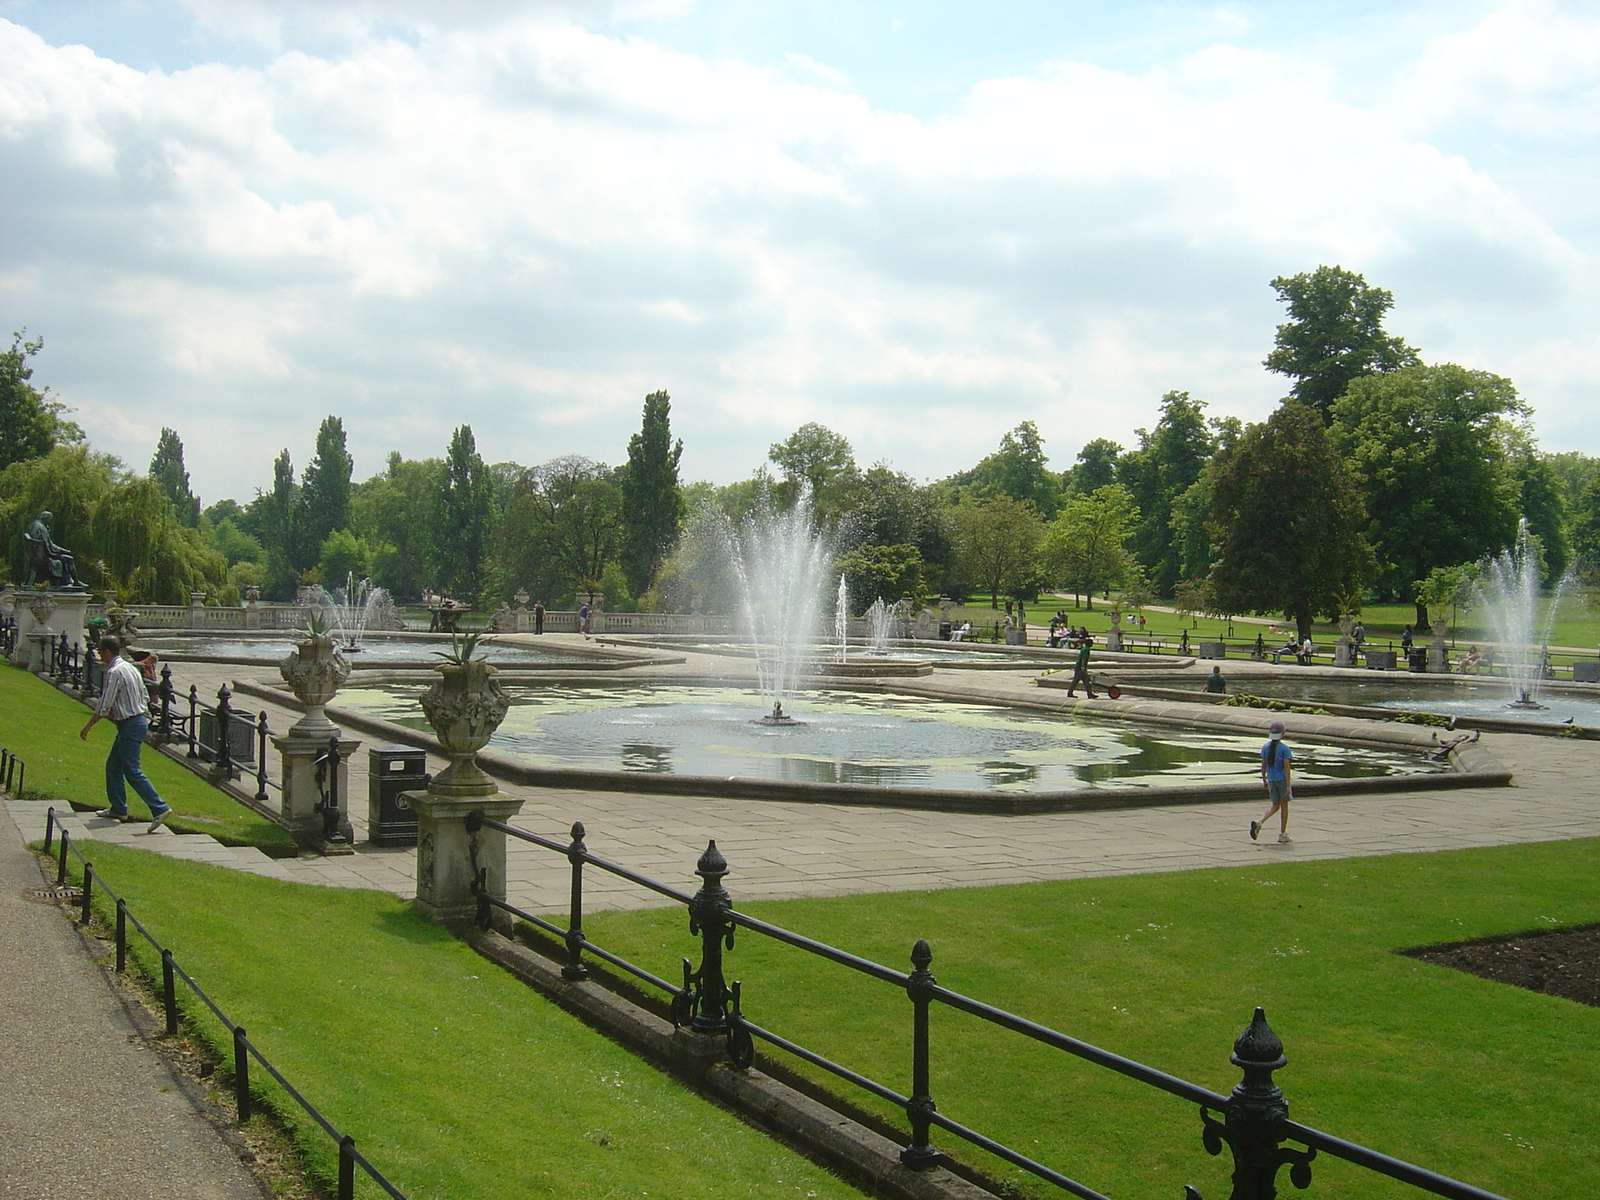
[91,477,225,603]
[1,446,224,602]
[1,445,114,585]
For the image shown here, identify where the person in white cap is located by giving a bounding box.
[1250,719,1292,844]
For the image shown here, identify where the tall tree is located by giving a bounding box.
[970,421,1058,516]
[149,427,200,525]
[1511,450,1570,585]
[435,426,491,600]
[952,494,1044,608]
[1063,437,1121,495]
[1209,403,1373,641]
[260,448,300,596]
[768,422,858,519]
[1040,484,1139,608]
[298,415,353,564]
[1,331,81,471]
[1265,265,1420,420]
[351,452,443,599]
[1120,391,1213,596]
[493,457,623,602]
[1331,363,1524,625]
[620,390,684,597]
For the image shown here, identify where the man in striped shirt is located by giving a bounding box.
[78,635,172,833]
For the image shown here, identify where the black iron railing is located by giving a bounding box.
[1,746,27,796]
[40,807,405,1199]
[470,814,1507,1200]
[1,616,17,658]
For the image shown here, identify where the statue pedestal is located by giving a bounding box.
[271,732,361,854]
[409,788,526,929]
[12,591,88,668]
[1334,637,1355,667]
[1427,640,1448,673]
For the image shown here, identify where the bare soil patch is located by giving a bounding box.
[1408,922,1600,1007]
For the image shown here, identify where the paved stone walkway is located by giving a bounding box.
[0,789,264,1199]
[11,643,1599,916]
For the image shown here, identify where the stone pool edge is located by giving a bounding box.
[231,677,1510,818]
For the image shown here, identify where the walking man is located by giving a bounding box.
[79,636,172,833]
[1066,633,1097,698]
[1249,719,1292,845]
[533,601,545,635]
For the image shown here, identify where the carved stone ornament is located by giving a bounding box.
[27,594,56,625]
[420,659,510,796]
[279,633,352,736]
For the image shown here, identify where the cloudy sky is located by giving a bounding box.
[2,1,1596,504]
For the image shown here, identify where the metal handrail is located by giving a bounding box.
[475,812,1511,1200]
[41,808,407,1200]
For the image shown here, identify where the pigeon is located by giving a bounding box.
[1564,717,1575,725]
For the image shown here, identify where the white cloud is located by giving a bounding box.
[0,3,1596,504]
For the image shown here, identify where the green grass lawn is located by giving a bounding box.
[57,843,864,1200]
[581,839,1600,1200]
[2,665,296,855]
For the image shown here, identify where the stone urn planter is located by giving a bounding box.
[279,632,351,737]
[420,656,510,797]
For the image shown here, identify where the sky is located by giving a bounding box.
[2,1,1597,504]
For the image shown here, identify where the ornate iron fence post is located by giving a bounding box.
[115,899,127,973]
[254,712,270,802]
[215,685,235,778]
[43,805,54,853]
[158,666,174,742]
[80,862,94,925]
[901,938,940,1168]
[187,686,199,758]
[56,828,69,886]
[315,734,348,844]
[1196,1007,1315,1200]
[683,840,734,1035]
[563,821,589,981]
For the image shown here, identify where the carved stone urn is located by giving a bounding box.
[279,633,351,737]
[419,659,510,796]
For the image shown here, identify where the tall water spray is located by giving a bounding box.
[726,489,834,722]
[312,573,390,652]
[1474,518,1572,709]
[835,576,850,662]
[865,597,895,656]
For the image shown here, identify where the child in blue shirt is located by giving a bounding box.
[1249,719,1293,845]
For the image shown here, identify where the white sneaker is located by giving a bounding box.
[1277,833,1293,844]
[146,812,169,834]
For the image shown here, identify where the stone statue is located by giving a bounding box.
[104,602,141,641]
[23,511,84,589]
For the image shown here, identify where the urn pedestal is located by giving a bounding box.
[276,636,359,853]
[12,591,88,670]
[409,660,521,928]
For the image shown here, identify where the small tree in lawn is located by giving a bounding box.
[952,494,1044,609]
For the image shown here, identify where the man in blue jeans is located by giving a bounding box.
[78,635,172,833]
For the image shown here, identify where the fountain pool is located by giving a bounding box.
[334,683,1443,792]
[1221,676,1600,727]
[136,635,603,667]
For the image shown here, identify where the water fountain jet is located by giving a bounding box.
[1473,519,1571,711]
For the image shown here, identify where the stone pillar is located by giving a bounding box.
[1427,619,1450,674]
[271,731,361,854]
[188,591,207,628]
[243,585,262,630]
[513,589,530,634]
[409,789,526,928]
[12,591,88,670]
[1334,614,1355,667]
[1106,607,1124,653]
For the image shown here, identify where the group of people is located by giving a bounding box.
[1046,613,1093,648]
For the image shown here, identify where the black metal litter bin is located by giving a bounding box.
[198,711,255,765]
[368,746,427,846]
[939,621,953,641]
[1407,649,1428,673]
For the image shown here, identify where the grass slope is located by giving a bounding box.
[61,843,863,1200]
[1,665,295,854]
[582,838,1600,1199]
